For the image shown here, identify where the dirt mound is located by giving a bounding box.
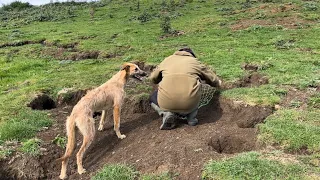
[0,39,46,48]
[56,88,90,106]
[2,90,274,180]
[159,30,185,40]
[279,86,319,109]
[0,154,45,180]
[236,72,269,87]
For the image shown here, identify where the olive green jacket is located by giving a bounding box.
[149,51,220,113]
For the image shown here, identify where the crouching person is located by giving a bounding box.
[149,47,221,130]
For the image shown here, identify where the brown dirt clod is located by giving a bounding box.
[238,72,269,87]
[56,88,90,107]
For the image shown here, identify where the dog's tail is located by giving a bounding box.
[56,116,76,162]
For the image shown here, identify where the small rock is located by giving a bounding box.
[274,104,281,110]
[194,148,203,152]
[40,148,47,152]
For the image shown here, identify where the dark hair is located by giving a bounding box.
[179,47,196,58]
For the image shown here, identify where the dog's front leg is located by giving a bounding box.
[113,105,126,139]
[98,110,106,131]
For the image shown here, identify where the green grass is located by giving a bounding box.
[222,85,284,106]
[258,109,320,153]
[19,138,42,156]
[308,93,320,109]
[141,172,174,180]
[0,148,13,159]
[0,108,51,141]
[92,164,138,180]
[92,164,174,180]
[202,152,306,180]
[52,134,67,148]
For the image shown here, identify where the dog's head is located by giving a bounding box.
[121,62,147,81]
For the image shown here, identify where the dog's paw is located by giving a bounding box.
[98,125,104,131]
[78,168,86,175]
[119,134,126,139]
[59,174,67,179]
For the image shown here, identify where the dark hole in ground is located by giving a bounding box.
[27,94,56,110]
[200,95,273,154]
[208,130,258,154]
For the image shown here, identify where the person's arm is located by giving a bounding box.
[199,64,221,87]
[149,65,162,84]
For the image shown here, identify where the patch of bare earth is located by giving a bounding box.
[230,16,313,31]
[0,39,46,48]
[222,63,269,89]
[278,86,319,110]
[159,30,185,40]
[236,3,298,14]
[230,3,314,31]
[41,41,119,61]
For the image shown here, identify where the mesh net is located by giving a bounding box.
[199,83,216,109]
[176,83,216,120]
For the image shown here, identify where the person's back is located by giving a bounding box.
[149,48,221,130]
[156,51,203,113]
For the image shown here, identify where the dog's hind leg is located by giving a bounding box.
[113,105,126,139]
[76,118,95,175]
[98,110,107,131]
[59,116,76,179]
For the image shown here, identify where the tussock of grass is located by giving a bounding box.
[92,164,174,180]
[141,172,173,180]
[308,93,320,109]
[258,109,320,153]
[202,152,305,180]
[92,164,138,180]
[0,148,13,159]
[20,138,42,156]
[52,134,67,148]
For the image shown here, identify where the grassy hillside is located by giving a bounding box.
[0,0,319,179]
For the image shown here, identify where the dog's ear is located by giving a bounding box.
[121,64,131,72]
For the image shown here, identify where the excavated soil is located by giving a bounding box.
[0,90,273,180]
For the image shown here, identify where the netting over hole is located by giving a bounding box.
[199,83,216,109]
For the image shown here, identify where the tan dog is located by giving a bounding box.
[58,62,147,179]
